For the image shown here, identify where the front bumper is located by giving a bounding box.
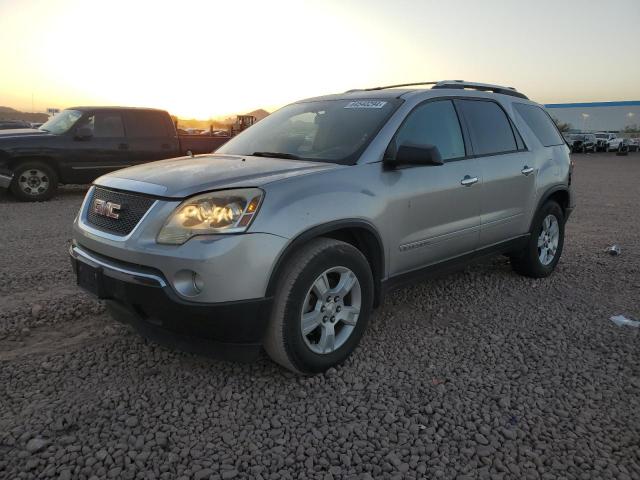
[73,187,288,303]
[0,169,13,189]
[70,244,273,359]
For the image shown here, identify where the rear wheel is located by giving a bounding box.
[511,201,565,278]
[10,161,58,201]
[264,237,373,374]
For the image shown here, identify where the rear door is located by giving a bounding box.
[455,99,535,247]
[386,99,482,275]
[123,111,178,164]
[66,110,129,183]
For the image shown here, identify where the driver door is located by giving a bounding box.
[66,111,129,183]
[385,99,482,276]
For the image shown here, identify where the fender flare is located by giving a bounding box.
[8,155,61,178]
[264,219,385,305]
[529,185,570,231]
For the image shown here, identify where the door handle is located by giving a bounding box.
[460,175,478,186]
[118,143,129,150]
[521,166,534,175]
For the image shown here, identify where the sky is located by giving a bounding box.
[1,0,639,119]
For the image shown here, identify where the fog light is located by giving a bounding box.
[173,270,204,297]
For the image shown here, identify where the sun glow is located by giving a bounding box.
[0,0,419,119]
[1,0,638,118]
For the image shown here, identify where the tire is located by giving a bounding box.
[264,237,374,374]
[10,161,58,201]
[511,201,565,278]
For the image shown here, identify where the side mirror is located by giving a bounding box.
[393,143,443,166]
[75,126,93,140]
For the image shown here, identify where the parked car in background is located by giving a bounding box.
[606,135,626,152]
[567,133,596,153]
[628,138,639,152]
[0,120,32,130]
[0,107,230,201]
[70,80,574,373]
[594,132,616,151]
[614,138,637,153]
[201,129,229,137]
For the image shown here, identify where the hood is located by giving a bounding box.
[0,128,49,138]
[94,154,344,198]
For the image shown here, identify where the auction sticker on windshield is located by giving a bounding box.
[344,100,387,109]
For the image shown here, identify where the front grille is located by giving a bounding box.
[86,187,156,236]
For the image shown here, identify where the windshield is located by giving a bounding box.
[39,109,83,134]
[217,98,402,164]
[595,134,607,139]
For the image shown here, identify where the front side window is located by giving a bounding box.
[393,100,465,161]
[217,98,402,165]
[514,103,564,147]
[77,113,125,138]
[456,100,517,155]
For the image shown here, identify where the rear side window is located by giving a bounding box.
[513,103,564,147]
[456,100,517,155]
[125,111,170,137]
[394,100,465,161]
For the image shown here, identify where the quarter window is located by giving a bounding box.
[456,100,517,155]
[394,100,465,161]
[513,103,564,147]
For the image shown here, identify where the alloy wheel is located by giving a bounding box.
[300,266,361,354]
[538,214,560,266]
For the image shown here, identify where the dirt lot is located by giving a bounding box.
[1,153,639,480]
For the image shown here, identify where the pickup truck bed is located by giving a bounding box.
[178,134,229,155]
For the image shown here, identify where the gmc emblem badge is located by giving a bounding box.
[92,198,121,219]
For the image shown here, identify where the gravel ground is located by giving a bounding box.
[1,153,639,480]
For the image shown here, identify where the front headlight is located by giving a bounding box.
[157,188,263,245]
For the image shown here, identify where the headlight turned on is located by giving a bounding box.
[157,188,263,245]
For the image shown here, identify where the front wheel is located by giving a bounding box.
[511,201,565,278]
[10,161,58,201]
[264,238,374,374]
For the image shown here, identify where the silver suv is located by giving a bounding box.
[70,80,574,374]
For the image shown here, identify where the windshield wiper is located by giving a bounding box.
[251,151,301,160]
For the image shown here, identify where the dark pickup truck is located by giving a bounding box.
[0,107,230,201]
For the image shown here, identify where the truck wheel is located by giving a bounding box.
[511,201,565,278]
[10,161,58,201]
[264,237,374,374]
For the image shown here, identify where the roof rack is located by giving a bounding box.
[345,81,442,93]
[345,80,528,99]
[432,80,528,99]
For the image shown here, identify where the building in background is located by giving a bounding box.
[545,101,640,133]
